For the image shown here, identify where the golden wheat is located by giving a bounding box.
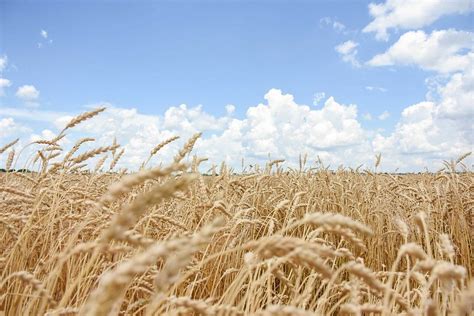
[0,109,472,315]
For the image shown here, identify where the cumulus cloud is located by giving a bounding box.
[374,102,441,155]
[28,89,367,170]
[3,86,471,172]
[162,104,229,132]
[0,118,18,137]
[372,66,473,168]
[0,117,31,140]
[335,40,361,67]
[364,24,473,169]
[367,29,474,73]
[363,0,473,41]
[245,89,365,155]
[16,85,40,105]
[16,85,40,100]
[436,66,474,121]
[41,30,48,39]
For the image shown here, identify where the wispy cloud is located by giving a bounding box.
[38,29,53,48]
[365,86,387,92]
[0,107,68,122]
[335,40,361,67]
[0,78,12,96]
[0,55,8,72]
[320,17,347,33]
[378,111,390,120]
[0,55,12,96]
[313,92,326,106]
[362,113,373,121]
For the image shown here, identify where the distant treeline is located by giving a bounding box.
[0,169,34,173]
[0,168,471,176]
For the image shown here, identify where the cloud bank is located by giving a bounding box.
[1,85,471,172]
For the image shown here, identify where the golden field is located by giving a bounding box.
[0,108,473,315]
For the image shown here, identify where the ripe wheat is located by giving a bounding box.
[0,108,472,315]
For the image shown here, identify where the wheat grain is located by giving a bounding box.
[0,138,19,155]
[62,107,106,132]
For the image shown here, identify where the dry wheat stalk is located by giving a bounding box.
[0,138,19,155]
[71,144,119,165]
[5,149,15,170]
[174,132,202,163]
[99,162,186,204]
[61,107,106,132]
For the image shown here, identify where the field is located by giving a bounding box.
[0,109,473,315]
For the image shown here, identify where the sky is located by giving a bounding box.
[0,0,473,172]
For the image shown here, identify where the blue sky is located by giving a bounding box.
[0,0,473,171]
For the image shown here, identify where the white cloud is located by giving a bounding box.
[378,111,390,120]
[0,55,12,97]
[4,87,471,172]
[0,117,31,140]
[320,17,347,33]
[0,78,11,96]
[367,29,474,73]
[30,129,57,143]
[374,102,441,155]
[162,103,229,132]
[333,21,346,33]
[335,40,357,55]
[362,113,373,121]
[0,55,7,72]
[436,66,474,121]
[313,92,326,106]
[0,107,68,122]
[335,40,361,67]
[31,89,367,170]
[365,26,473,170]
[0,117,17,136]
[225,104,235,115]
[365,86,387,92]
[0,118,32,169]
[16,85,40,104]
[319,17,331,25]
[363,0,473,41]
[245,89,365,154]
[38,30,52,48]
[372,66,473,168]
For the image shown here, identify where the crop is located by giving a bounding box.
[0,108,472,315]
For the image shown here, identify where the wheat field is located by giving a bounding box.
[0,108,473,315]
